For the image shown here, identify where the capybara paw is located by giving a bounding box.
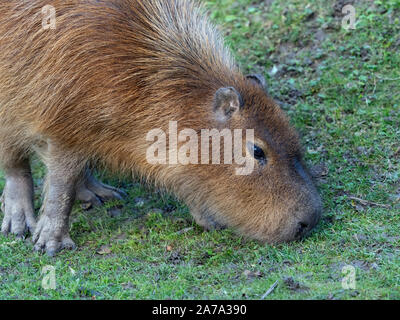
[76,178,126,209]
[32,216,76,257]
[0,191,36,238]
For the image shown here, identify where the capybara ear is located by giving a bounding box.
[246,74,266,89]
[213,87,243,122]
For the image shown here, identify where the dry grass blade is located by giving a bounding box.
[348,196,391,209]
[261,280,279,299]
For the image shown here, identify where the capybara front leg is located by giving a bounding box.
[75,168,126,208]
[1,159,36,238]
[32,143,85,256]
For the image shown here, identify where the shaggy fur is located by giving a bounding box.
[0,0,322,254]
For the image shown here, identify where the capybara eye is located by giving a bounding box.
[254,145,265,161]
[248,143,267,164]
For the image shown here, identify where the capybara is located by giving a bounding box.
[0,0,322,256]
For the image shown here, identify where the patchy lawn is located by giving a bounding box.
[0,0,399,299]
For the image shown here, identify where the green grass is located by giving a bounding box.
[1,0,399,300]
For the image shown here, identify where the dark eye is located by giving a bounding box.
[254,145,265,160]
[248,143,267,164]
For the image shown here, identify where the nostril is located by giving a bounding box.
[296,222,309,238]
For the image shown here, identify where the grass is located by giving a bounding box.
[1,0,399,300]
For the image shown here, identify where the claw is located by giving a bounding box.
[15,232,26,241]
[62,238,77,251]
[76,172,126,208]
[33,242,45,254]
[46,249,57,257]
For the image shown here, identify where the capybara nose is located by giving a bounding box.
[295,222,309,239]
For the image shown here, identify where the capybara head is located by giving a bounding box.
[169,75,322,244]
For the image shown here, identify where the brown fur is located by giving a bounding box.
[0,0,322,249]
